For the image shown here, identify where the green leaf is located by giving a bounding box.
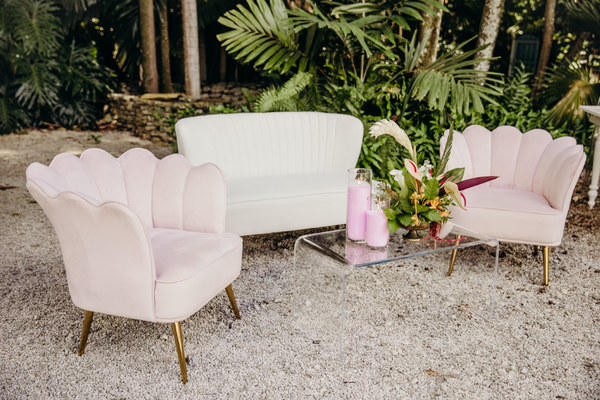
[398,214,414,226]
[434,126,453,177]
[388,219,401,233]
[422,209,442,222]
[404,172,416,191]
[443,167,465,183]
[424,179,439,200]
[400,198,413,213]
[383,208,397,220]
[416,204,430,213]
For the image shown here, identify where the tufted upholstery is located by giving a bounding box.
[176,112,364,236]
[26,148,243,382]
[441,125,585,284]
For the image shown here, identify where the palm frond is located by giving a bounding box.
[253,71,313,112]
[218,0,308,74]
[409,37,503,115]
[289,4,396,60]
[331,0,448,29]
[197,0,241,29]
[545,61,600,125]
[564,0,600,34]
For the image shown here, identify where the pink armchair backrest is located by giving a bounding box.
[25,148,227,322]
[27,148,227,231]
[441,125,585,212]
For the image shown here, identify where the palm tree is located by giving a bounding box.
[182,0,201,97]
[533,0,557,94]
[139,0,159,93]
[473,0,505,73]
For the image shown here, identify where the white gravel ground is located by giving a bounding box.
[1,129,599,399]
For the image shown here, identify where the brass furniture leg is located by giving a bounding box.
[172,322,188,384]
[543,246,550,286]
[447,235,462,276]
[78,311,94,356]
[226,284,241,320]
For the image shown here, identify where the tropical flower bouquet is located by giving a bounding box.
[368,119,496,240]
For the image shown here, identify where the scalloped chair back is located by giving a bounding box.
[26,148,243,383]
[441,125,585,285]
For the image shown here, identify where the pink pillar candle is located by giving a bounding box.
[366,209,389,248]
[346,184,371,241]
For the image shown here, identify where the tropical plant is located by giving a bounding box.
[252,71,313,112]
[217,0,505,183]
[0,0,113,134]
[564,0,600,37]
[217,0,503,120]
[543,60,600,126]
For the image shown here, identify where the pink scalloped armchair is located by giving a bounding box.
[441,125,585,285]
[26,148,243,383]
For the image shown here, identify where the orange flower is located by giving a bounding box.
[427,197,441,209]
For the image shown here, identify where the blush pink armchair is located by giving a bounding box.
[26,148,243,383]
[441,125,585,285]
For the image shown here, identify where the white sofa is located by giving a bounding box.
[175,112,364,236]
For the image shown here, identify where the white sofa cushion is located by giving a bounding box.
[226,172,347,235]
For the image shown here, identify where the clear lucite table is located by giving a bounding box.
[293,223,499,361]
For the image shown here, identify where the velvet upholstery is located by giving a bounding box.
[175,111,364,236]
[441,125,585,247]
[26,148,243,324]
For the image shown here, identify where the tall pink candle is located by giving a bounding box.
[346,184,371,241]
[366,209,389,247]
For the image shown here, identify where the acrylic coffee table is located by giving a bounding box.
[293,223,499,361]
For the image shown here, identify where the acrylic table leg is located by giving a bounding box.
[339,274,347,362]
[588,125,600,209]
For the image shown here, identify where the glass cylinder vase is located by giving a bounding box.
[346,168,372,242]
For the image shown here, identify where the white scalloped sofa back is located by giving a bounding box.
[175,111,364,236]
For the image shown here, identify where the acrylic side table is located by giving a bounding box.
[293,223,499,361]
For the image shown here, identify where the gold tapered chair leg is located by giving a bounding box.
[543,246,550,286]
[447,235,462,276]
[78,311,94,356]
[225,284,241,320]
[172,322,188,384]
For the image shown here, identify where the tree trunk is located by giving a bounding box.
[418,0,444,67]
[474,0,505,72]
[139,0,159,93]
[534,0,557,93]
[158,4,173,93]
[182,0,201,98]
[199,28,207,84]
[220,46,227,82]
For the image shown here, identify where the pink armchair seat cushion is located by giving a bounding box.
[450,187,565,246]
[148,229,242,322]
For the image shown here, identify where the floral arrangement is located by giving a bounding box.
[369,119,496,235]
